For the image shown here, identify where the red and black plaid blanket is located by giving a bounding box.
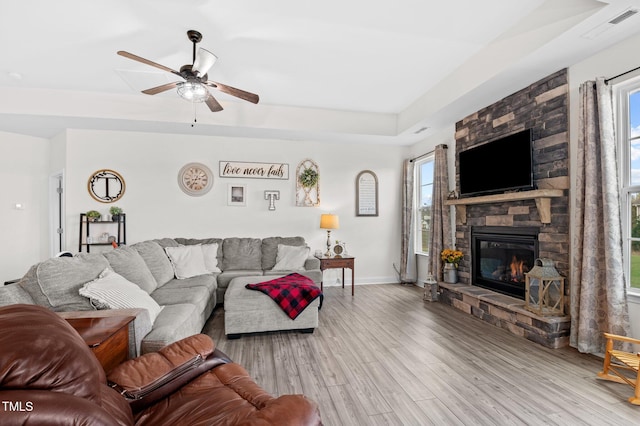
[245,273,323,320]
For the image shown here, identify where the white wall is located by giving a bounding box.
[569,31,640,339]
[55,129,404,286]
[0,131,50,282]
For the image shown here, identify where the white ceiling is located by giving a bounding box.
[1,0,639,145]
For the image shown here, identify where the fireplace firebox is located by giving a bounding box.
[471,226,539,299]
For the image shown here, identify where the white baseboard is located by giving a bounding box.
[321,276,400,286]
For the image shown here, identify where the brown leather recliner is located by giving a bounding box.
[0,304,321,425]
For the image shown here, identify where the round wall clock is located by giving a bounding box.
[88,169,126,203]
[178,162,213,196]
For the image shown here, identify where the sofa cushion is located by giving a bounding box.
[34,253,109,311]
[165,245,210,279]
[261,237,306,270]
[153,238,180,248]
[18,264,53,308]
[79,268,163,324]
[160,275,217,296]
[272,244,310,271]
[158,275,218,313]
[140,303,203,354]
[151,285,210,312]
[174,237,223,246]
[222,238,262,270]
[131,240,175,288]
[0,283,34,306]
[103,246,158,294]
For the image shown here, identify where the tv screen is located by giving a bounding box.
[459,129,534,197]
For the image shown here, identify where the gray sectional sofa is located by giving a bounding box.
[0,236,321,355]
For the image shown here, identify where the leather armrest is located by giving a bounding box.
[107,334,231,413]
[0,389,133,426]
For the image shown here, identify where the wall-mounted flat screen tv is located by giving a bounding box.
[459,128,534,197]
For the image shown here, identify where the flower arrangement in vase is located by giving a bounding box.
[441,248,463,268]
[441,248,463,283]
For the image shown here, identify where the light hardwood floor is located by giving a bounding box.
[202,284,639,425]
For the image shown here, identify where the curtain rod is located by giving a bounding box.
[409,144,448,163]
[605,65,640,85]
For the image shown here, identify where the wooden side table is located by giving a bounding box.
[59,311,136,373]
[315,255,355,296]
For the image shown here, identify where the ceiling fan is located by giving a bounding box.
[117,30,259,112]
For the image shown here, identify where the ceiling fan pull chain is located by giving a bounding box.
[192,103,198,127]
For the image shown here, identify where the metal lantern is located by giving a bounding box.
[524,258,565,316]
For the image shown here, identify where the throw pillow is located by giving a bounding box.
[272,244,310,271]
[164,245,210,279]
[79,268,163,324]
[201,243,221,273]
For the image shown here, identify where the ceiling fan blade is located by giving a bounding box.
[205,91,223,112]
[192,48,218,77]
[141,82,180,95]
[117,51,181,77]
[205,81,259,104]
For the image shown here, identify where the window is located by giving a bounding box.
[415,156,434,255]
[617,76,640,293]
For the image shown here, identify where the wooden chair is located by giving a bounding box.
[597,332,640,405]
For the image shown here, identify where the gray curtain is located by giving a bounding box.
[571,78,631,354]
[400,159,415,283]
[428,145,452,283]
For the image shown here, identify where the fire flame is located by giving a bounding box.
[510,256,525,282]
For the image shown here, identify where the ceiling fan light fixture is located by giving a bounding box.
[176,81,208,102]
[118,30,258,113]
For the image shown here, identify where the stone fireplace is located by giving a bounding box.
[437,69,571,348]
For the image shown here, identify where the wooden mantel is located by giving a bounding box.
[444,189,563,224]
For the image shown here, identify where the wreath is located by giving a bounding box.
[299,168,319,188]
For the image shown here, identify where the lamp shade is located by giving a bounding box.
[320,214,339,230]
[192,48,218,77]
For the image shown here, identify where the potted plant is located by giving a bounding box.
[86,210,101,222]
[299,168,319,188]
[109,206,123,222]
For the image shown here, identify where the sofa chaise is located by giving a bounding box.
[0,236,322,355]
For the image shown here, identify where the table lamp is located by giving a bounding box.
[320,214,339,256]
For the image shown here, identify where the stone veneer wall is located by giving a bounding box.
[453,68,570,289]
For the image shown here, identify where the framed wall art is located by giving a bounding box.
[356,170,378,216]
[296,159,320,207]
[228,184,247,206]
[219,161,289,180]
